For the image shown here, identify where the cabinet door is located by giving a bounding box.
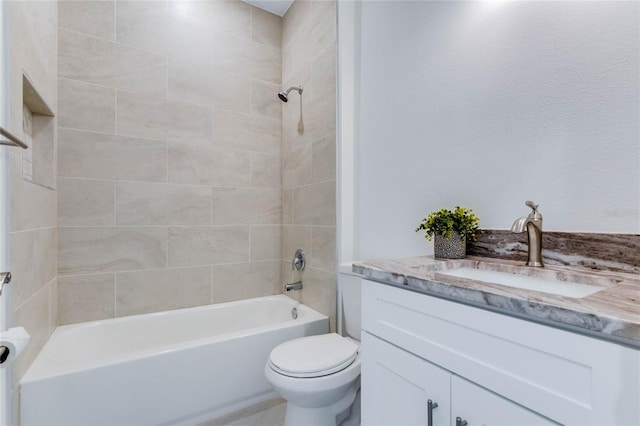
[362,332,451,426]
[451,376,557,426]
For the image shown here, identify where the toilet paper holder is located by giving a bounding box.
[0,271,10,297]
[0,327,30,367]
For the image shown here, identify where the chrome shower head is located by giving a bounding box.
[278,86,303,102]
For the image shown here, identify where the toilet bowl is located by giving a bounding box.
[265,333,361,426]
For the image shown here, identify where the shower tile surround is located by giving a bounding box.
[56,0,338,333]
[7,0,58,395]
[56,0,283,324]
[280,0,337,331]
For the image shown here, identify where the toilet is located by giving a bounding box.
[265,271,361,426]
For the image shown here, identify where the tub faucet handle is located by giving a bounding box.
[292,249,306,271]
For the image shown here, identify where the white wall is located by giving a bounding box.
[353,1,639,260]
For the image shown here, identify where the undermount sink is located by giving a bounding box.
[433,263,612,299]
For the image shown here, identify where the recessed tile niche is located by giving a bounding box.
[22,74,55,189]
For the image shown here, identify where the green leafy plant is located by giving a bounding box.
[415,206,480,241]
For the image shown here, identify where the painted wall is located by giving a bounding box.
[355,1,639,260]
[56,0,283,324]
[7,0,58,402]
[281,0,337,330]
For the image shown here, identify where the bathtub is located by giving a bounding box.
[20,295,328,425]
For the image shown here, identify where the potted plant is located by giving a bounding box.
[415,206,480,259]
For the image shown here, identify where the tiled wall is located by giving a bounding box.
[281,1,337,329]
[56,0,283,324]
[7,0,58,393]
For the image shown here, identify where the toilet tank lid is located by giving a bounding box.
[269,333,358,376]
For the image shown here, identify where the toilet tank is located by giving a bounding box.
[339,266,362,341]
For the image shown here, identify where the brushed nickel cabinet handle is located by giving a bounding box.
[427,399,438,426]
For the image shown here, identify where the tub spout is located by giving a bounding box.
[285,281,303,291]
[511,201,544,267]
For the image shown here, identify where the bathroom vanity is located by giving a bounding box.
[354,257,640,426]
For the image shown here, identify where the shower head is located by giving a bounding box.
[278,86,303,102]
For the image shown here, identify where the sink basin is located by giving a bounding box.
[437,267,605,298]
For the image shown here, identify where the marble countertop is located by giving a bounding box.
[352,256,640,349]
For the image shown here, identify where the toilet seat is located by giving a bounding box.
[269,334,359,378]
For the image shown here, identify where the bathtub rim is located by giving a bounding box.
[21,294,328,383]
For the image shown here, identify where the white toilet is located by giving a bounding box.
[265,271,361,426]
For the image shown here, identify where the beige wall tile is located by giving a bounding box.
[58,28,167,97]
[12,286,51,386]
[167,226,250,267]
[116,90,168,140]
[59,227,167,275]
[59,1,115,40]
[311,226,335,273]
[282,225,312,261]
[58,78,115,133]
[11,231,35,311]
[211,32,281,84]
[300,266,335,321]
[283,146,312,189]
[307,0,336,58]
[165,100,213,144]
[168,143,250,186]
[31,115,56,189]
[116,182,211,226]
[168,59,250,112]
[282,0,311,49]
[34,227,57,291]
[49,279,58,335]
[251,79,282,120]
[283,93,336,152]
[251,225,281,261]
[116,90,212,142]
[58,178,115,226]
[251,152,281,189]
[252,6,282,49]
[116,1,169,54]
[282,35,314,85]
[212,260,280,303]
[282,189,293,225]
[292,180,335,226]
[211,188,281,225]
[168,0,251,39]
[311,133,336,183]
[57,128,167,182]
[58,273,116,325]
[312,44,336,99]
[164,15,215,67]
[213,110,281,154]
[116,266,211,317]
[11,154,57,232]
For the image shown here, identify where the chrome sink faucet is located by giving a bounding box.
[511,201,544,267]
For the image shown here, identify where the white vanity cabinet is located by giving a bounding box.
[363,332,555,426]
[362,332,451,426]
[361,279,640,426]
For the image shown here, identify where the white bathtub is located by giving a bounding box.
[20,295,328,425]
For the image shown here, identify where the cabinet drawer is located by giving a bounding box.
[362,279,640,425]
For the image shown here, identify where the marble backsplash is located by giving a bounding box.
[467,230,639,274]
